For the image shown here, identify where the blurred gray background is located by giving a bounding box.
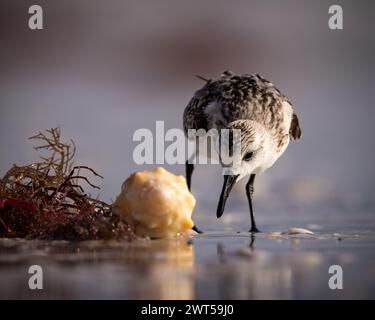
[1,0,374,228]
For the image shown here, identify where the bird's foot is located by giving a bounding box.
[192,225,204,234]
[249,226,260,233]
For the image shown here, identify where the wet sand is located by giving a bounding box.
[1,213,374,299]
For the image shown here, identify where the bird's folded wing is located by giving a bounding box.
[289,113,302,140]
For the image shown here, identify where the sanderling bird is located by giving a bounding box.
[183,70,301,232]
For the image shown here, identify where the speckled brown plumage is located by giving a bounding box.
[183,70,301,148]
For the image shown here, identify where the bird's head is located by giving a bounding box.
[216,120,270,218]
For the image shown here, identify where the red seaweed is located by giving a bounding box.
[0,128,135,241]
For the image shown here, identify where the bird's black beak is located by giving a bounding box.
[216,174,239,218]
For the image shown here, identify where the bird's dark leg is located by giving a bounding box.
[246,174,260,233]
[185,160,203,234]
[185,160,194,191]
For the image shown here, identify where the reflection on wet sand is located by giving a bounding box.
[0,228,374,299]
[0,237,196,299]
[192,230,374,299]
[125,238,195,299]
[215,238,323,299]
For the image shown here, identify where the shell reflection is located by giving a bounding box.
[126,237,195,299]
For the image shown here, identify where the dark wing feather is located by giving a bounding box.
[289,113,302,140]
[183,83,214,136]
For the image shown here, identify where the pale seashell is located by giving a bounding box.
[283,227,314,235]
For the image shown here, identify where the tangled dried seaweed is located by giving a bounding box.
[0,128,135,241]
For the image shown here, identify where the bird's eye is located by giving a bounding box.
[243,152,253,161]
